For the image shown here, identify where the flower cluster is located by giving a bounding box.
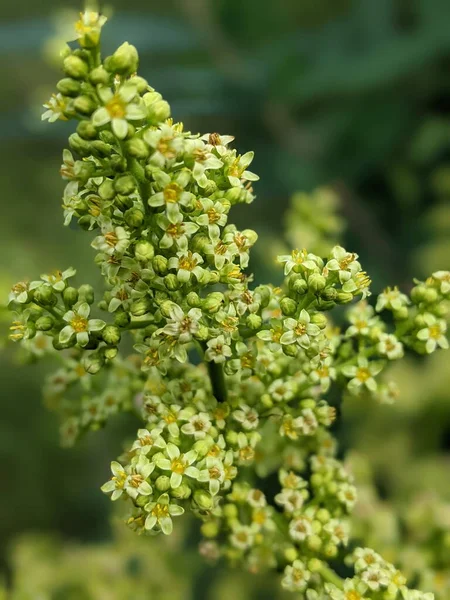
[7,11,449,599]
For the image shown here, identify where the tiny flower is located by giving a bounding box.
[376,286,410,312]
[101,461,127,500]
[289,515,313,542]
[92,226,130,255]
[131,428,167,454]
[59,302,105,347]
[205,335,232,363]
[275,488,305,514]
[232,404,259,430]
[157,212,199,251]
[168,251,205,283]
[155,443,199,488]
[40,267,76,292]
[226,151,259,187]
[281,559,311,592]
[181,412,212,439]
[160,305,202,344]
[326,246,361,283]
[278,248,319,275]
[125,454,154,499]
[342,357,383,393]
[194,198,229,241]
[197,456,226,495]
[229,523,256,550]
[144,493,184,535]
[417,314,448,353]
[377,333,404,359]
[148,170,193,223]
[280,310,321,347]
[431,270,450,295]
[42,93,69,122]
[92,83,146,139]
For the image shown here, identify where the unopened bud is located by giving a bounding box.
[203,292,224,313]
[83,353,105,374]
[130,298,151,317]
[134,240,155,262]
[79,284,95,304]
[35,316,54,331]
[126,137,149,159]
[77,120,98,140]
[73,95,96,115]
[109,42,139,75]
[56,78,81,97]
[164,274,179,291]
[124,207,145,228]
[186,292,201,307]
[280,297,297,316]
[89,66,110,85]
[114,174,136,196]
[102,325,121,345]
[246,313,262,330]
[63,286,79,307]
[336,291,354,304]
[152,255,168,276]
[63,55,88,79]
[194,490,214,511]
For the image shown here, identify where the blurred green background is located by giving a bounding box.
[1,0,450,597]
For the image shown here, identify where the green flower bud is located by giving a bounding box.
[320,287,337,301]
[194,490,214,511]
[110,155,127,172]
[160,300,176,318]
[98,179,115,201]
[308,273,326,293]
[89,66,110,85]
[154,291,169,305]
[69,133,91,156]
[114,175,136,196]
[254,285,271,308]
[148,100,171,124]
[203,292,224,314]
[126,137,149,159]
[335,291,354,304]
[292,278,308,295]
[308,558,323,573]
[135,495,148,508]
[124,207,145,228]
[152,255,168,276]
[171,484,191,500]
[164,274,179,291]
[114,194,134,212]
[283,343,298,358]
[186,292,201,307]
[90,140,112,158]
[260,394,273,409]
[79,284,95,304]
[62,286,78,308]
[35,316,54,331]
[76,120,98,140]
[132,76,150,94]
[114,311,131,328]
[246,313,262,330]
[104,347,118,360]
[323,543,338,558]
[284,548,298,563]
[130,298,151,317]
[134,240,155,262]
[142,91,163,107]
[307,535,323,552]
[56,77,81,97]
[414,314,427,328]
[393,306,409,320]
[102,325,121,345]
[223,504,238,519]
[155,475,171,492]
[424,288,438,304]
[109,42,139,75]
[201,521,219,538]
[195,325,209,341]
[34,285,57,307]
[316,299,336,311]
[83,353,105,374]
[63,55,88,79]
[73,95,97,115]
[316,508,330,523]
[411,285,427,303]
[311,313,328,329]
[280,297,297,316]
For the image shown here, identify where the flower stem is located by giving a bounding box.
[318,564,344,590]
[199,342,228,403]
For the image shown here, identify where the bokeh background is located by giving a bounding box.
[1,0,449,598]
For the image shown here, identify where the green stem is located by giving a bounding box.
[125,319,154,330]
[318,564,344,590]
[199,342,228,403]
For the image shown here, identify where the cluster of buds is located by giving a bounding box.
[7,11,449,599]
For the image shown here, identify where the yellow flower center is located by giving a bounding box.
[129,474,144,488]
[345,592,361,600]
[152,503,169,519]
[339,253,356,269]
[166,223,184,239]
[171,458,186,474]
[207,208,220,224]
[294,323,307,336]
[70,316,88,333]
[179,253,197,271]
[164,183,181,203]
[209,466,221,479]
[104,231,119,247]
[106,95,127,119]
[356,367,370,382]
[429,325,442,340]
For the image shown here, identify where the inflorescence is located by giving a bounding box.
[7,11,449,600]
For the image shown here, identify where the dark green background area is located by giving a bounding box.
[1,0,449,594]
